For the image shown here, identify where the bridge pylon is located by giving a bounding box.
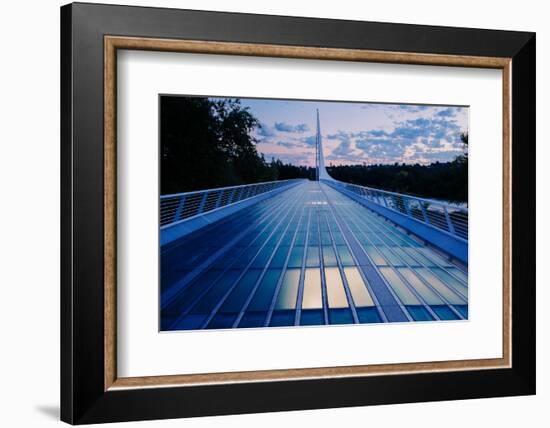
[315,109,334,182]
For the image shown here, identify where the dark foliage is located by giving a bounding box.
[269,159,316,181]
[161,96,277,194]
[327,160,468,202]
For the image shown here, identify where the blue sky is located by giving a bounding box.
[216,97,468,167]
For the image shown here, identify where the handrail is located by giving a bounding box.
[323,179,468,241]
[160,179,304,228]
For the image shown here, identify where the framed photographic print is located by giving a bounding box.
[61,2,535,424]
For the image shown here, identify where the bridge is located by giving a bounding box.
[160,111,468,330]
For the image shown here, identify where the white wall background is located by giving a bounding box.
[0,0,545,427]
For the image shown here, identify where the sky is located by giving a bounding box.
[213,97,468,167]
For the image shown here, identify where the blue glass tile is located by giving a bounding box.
[308,233,319,246]
[295,232,306,245]
[406,305,434,321]
[269,310,296,327]
[321,232,332,245]
[306,246,320,267]
[190,270,241,314]
[454,305,468,319]
[281,232,294,245]
[322,246,338,267]
[232,247,260,268]
[164,269,222,312]
[160,313,179,330]
[251,246,275,268]
[211,251,240,268]
[332,232,346,245]
[329,308,354,324]
[206,312,238,329]
[220,270,262,312]
[431,268,468,298]
[431,305,461,320]
[382,305,410,321]
[161,268,191,292]
[336,245,354,266]
[171,313,208,330]
[287,246,305,268]
[270,246,290,268]
[238,311,267,328]
[356,307,382,323]
[274,269,301,309]
[379,246,405,266]
[247,269,281,311]
[300,309,324,325]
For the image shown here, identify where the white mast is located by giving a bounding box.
[316,109,334,181]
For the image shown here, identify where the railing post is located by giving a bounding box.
[197,192,209,215]
[419,202,430,224]
[227,188,237,204]
[443,206,456,235]
[173,196,186,222]
[214,191,223,209]
[403,197,412,217]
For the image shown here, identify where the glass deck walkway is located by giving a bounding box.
[160,180,468,331]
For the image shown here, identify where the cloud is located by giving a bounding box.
[274,122,310,133]
[330,113,465,165]
[276,140,300,149]
[301,135,317,147]
[253,102,467,166]
[332,140,353,157]
[436,107,458,118]
[257,123,276,137]
[396,104,430,113]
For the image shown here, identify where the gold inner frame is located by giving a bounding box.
[104,35,512,391]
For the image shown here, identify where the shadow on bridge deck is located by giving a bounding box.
[161,181,468,331]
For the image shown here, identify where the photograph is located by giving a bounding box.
[159,95,469,331]
[53,2,537,424]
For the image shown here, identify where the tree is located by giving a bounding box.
[161,97,276,194]
[327,160,468,203]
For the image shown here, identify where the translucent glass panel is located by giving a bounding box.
[306,246,320,267]
[322,246,338,267]
[344,267,374,307]
[162,181,468,331]
[431,267,468,298]
[406,306,433,321]
[190,270,241,314]
[302,268,322,309]
[287,246,304,268]
[325,268,348,308]
[300,309,324,325]
[379,267,420,305]
[365,245,386,265]
[415,267,466,305]
[219,269,262,313]
[397,267,443,305]
[336,245,354,266]
[270,245,290,268]
[274,268,301,310]
[247,269,281,311]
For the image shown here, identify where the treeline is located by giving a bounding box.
[326,161,467,202]
[270,159,316,181]
[161,96,467,202]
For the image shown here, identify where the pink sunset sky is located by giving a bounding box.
[223,97,469,167]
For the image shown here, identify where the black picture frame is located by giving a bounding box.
[61,2,535,424]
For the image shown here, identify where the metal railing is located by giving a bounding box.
[324,179,468,240]
[160,179,303,228]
